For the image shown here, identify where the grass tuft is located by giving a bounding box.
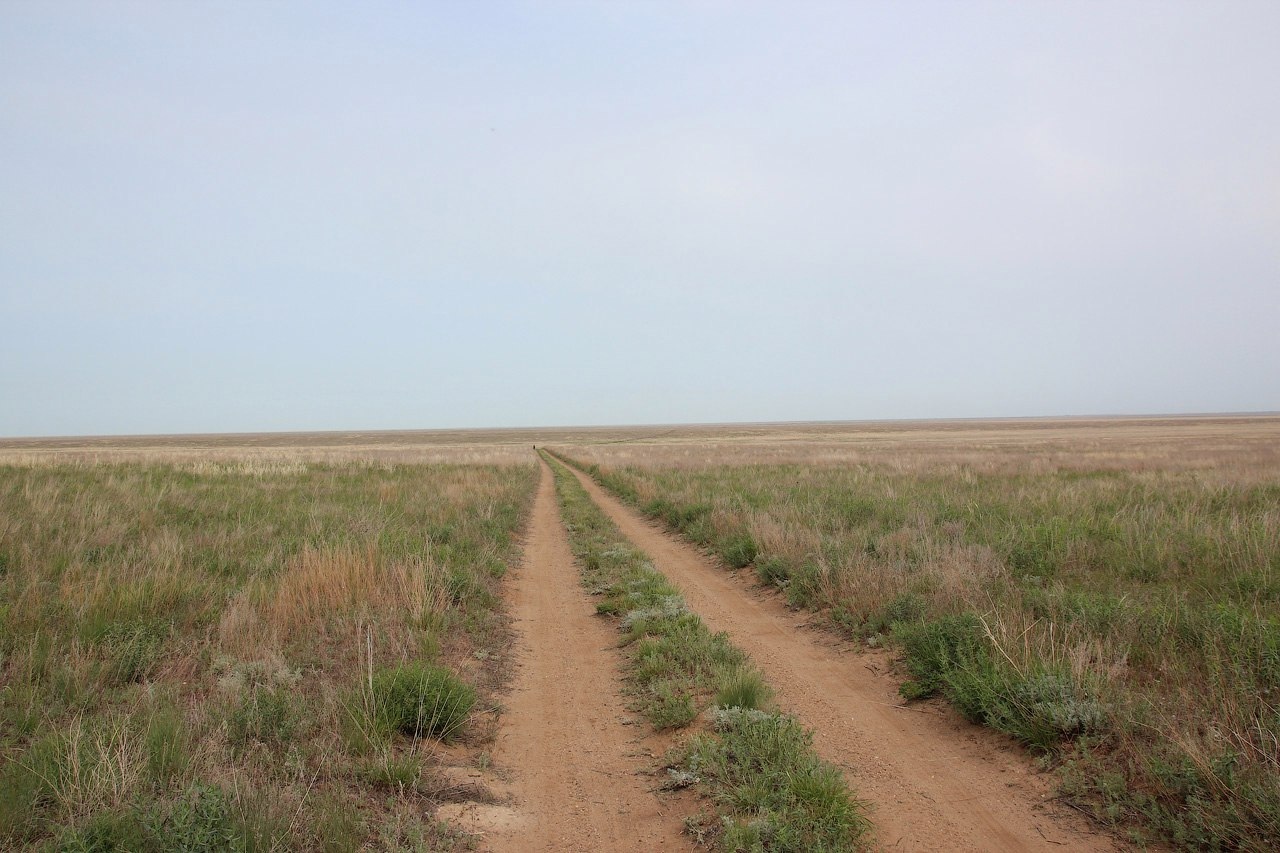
[372,662,476,742]
[715,665,773,711]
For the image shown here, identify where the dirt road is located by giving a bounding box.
[565,463,1122,853]
[442,460,688,852]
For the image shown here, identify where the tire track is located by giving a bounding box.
[440,460,688,852]
[564,462,1125,853]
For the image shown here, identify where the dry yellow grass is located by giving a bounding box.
[558,415,1280,480]
[263,546,447,641]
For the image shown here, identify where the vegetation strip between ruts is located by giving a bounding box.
[542,452,868,852]
[553,448,1280,852]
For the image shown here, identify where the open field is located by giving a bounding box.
[3,415,1275,851]
[0,453,536,849]
[551,415,1280,850]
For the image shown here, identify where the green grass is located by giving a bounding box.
[0,459,535,850]
[371,662,477,742]
[682,708,868,853]
[715,665,773,711]
[561,452,1280,850]
[544,453,868,851]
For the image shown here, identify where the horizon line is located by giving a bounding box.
[3,410,1278,445]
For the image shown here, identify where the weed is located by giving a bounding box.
[646,680,698,730]
[147,784,240,851]
[895,614,987,701]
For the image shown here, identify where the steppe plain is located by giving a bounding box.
[1,415,1276,851]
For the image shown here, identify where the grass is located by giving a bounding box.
[556,422,1280,851]
[683,708,866,853]
[371,662,477,741]
[0,458,535,850]
[544,453,869,851]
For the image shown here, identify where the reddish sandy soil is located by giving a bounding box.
[566,464,1128,853]
[439,461,690,852]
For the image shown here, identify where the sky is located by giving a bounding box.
[1,1,1277,437]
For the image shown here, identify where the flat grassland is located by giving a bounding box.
[553,415,1280,850]
[0,442,536,850]
[3,415,1276,851]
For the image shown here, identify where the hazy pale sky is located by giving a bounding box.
[2,1,1277,437]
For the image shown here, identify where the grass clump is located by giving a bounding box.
[97,621,168,685]
[715,665,773,711]
[357,751,423,792]
[144,703,192,790]
[719,532,759,569]
[372,662,476,741]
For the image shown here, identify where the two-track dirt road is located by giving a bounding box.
[441,460,688,852]
[564,463,1122,853]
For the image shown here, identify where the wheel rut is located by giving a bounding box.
[565,463,1127,853]
[440,460,688,852]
